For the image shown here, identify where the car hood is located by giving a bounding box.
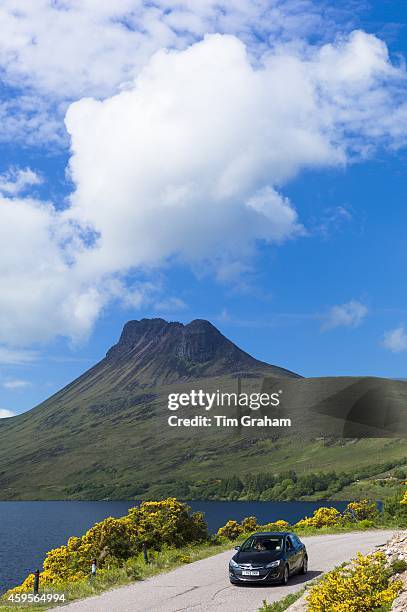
[234,550,282,565]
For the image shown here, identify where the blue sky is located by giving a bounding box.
[0,1,406,416]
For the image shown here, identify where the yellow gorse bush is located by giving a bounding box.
[260,520,291,531]
[217,516,291,538]
[344,500,377,521]
[217,520,244,540]
[295,506,342,529]
[400,490,407,505]
[7,498,207,594]
[216,501,381,543]
[307,551,402,612]
[241,516,258,532]
[127,498,207,549]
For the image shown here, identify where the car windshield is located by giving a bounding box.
[240,536,284,552]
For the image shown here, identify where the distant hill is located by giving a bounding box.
[0,318,405,501]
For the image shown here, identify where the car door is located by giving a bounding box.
[291,535,304,570]
[285,536,297,572]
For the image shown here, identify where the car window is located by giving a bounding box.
[240,536,284,552]
[292,535,302,548]
[286,536,295,550]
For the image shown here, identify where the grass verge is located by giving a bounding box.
[259,588,306,611]
[0,538,234,611]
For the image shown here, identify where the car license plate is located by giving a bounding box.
[242,570,260,576]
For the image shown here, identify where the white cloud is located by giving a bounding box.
[0,95,66,146]
[313,205,353,236]
[2,379,31,390]
[322,300,368,330]
[0,30,406,347]
[0,194,103,345]
[0,1,330,100]
[0,167,42,196]
[155,297,187,312]
[0,347,38,364]
[0,408,15,418]
[66,32,404,272]
[0,0,331,145]
[383,325,407,353]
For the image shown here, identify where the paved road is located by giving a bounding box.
[56,531,393,612]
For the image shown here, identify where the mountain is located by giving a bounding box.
[104,317,299,383]
[0,319,405,501]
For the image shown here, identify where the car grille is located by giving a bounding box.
[238,563,265,570]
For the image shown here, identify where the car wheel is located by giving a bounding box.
[282,564,289,585]
[301,555,308,575]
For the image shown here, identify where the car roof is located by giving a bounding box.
[249,531,292,536]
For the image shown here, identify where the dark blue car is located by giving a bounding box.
[229,531,308,585]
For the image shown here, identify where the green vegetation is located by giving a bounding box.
[259,588,307,611]
[305,551,402,611]
[390,558,407,574]
[137,458,407,502]
[2,490,406,611]
[0,539,235,612]
[261,550,404,612]
[383,485,407,527]
[0,318,406,501]
[6,499,207,594]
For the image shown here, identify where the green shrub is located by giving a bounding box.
[383,488,407,526]
[344,500,378,522]
[390,559,407,574]
[356,519,375,530]
[241,516,257,532]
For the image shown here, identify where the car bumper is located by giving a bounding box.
[229,566,283,584]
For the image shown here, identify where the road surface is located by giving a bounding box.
[56,531,393,612]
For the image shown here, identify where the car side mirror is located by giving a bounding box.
[234,545,240,551]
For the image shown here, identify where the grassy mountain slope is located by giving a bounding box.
[0,319,405,500]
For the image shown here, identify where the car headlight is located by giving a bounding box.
[265,560,281,568]
[229,558,240,568]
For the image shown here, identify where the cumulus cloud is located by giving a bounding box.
[0,408,15,418]
[0,30,406,347]
[0,2,335,94]
[0,0,332,144]
[383,325,407,353]
[322,300,368,330]
[0,193,105,345]
[65,33,404,272]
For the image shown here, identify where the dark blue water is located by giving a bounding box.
[0,499,348,594]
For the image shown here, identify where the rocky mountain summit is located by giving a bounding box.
[105,318,299,383]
